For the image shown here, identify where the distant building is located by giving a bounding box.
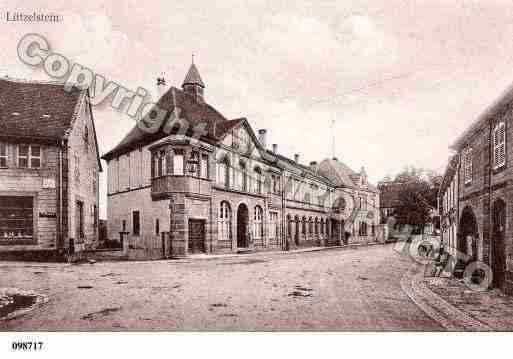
[0,78,102,260]
[377,180,402,224]
[102,62,380,258]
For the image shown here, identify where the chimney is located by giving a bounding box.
[332,157,338,161]
[294,153,300,163]
[258,129,267,149]
[272,144,278,153]
[309,161,317,169]
[157,76,167,98]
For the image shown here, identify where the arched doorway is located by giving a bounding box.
[458,206,478,260]
[492,199,506,289]
[236,203,249,248]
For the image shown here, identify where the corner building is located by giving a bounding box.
[102,63,380,258]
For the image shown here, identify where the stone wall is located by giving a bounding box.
[66,99,101,251]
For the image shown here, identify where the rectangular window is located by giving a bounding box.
[93,205,98,229]
[18,145,41,168]
[151,152,157,178]
[155,218,160,235]
[30,146,41,168]
[493,122,506,169]
[74,152,80,180]
[133,210,140,236]
[200,154,208,179]
[463,147,473,184]
[0,196,34,243]
[0,143,7,168]
[157,150,165,177]
[218,162,227,186]
[18,144,29,168]
[92,169,97,193]
[173,151,184,175]
[76,201,84,239]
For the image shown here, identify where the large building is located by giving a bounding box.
[102,62,381,258]
[0,78,102,260]
[439,154,459,254]
[440,84,513,294]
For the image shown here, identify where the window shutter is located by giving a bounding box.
[493,122,506,168]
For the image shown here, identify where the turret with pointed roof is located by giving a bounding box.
[182,59,205,103]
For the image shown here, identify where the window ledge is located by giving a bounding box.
[0,239,37,246]
[492,164,506,175]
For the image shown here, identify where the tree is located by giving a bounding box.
[392,167,442,233]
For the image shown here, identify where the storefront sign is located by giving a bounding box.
[39,211,56,218]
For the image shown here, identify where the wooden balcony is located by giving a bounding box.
[151,175,212,199]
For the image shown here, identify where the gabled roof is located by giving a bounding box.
[317,158,357,188]
[451,81,513,150]
[0,77,84,142]
[102,86,230,160]
[439,154,459,196]
[182,63,205,88]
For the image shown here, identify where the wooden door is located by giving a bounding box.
[188,219,206,254]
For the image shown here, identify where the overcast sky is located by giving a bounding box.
[3,0,513,217]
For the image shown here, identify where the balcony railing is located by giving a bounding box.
[151,175,211,199]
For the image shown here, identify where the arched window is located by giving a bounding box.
[315,218,319,235]
[217,157,230,188]
[287,215,292,237]
[218,201,232,241]
[253,205,263,239]
[308,217,313,235]
[302,217,306,235]
[173,149,184,175]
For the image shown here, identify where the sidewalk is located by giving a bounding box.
[425,276,513,331]
[177,241,383,262]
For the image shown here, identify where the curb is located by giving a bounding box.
[0,287,49,322]
[167,241,386,263]
[401,270,491,331]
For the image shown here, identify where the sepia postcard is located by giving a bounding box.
[0,0,512,357]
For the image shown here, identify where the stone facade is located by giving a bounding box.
[0,79,101,260]
[446,88,513,294]
[439,154,459,256]
[103,63,380,259]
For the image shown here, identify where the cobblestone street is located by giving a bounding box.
[0,244,442,331]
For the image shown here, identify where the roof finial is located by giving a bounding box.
[192,53,195,65]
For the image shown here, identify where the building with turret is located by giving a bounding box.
[102,62,380,258]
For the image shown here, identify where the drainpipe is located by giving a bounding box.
[281,173,287,251]
[488,121,493,266]
[57,140,64,253]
